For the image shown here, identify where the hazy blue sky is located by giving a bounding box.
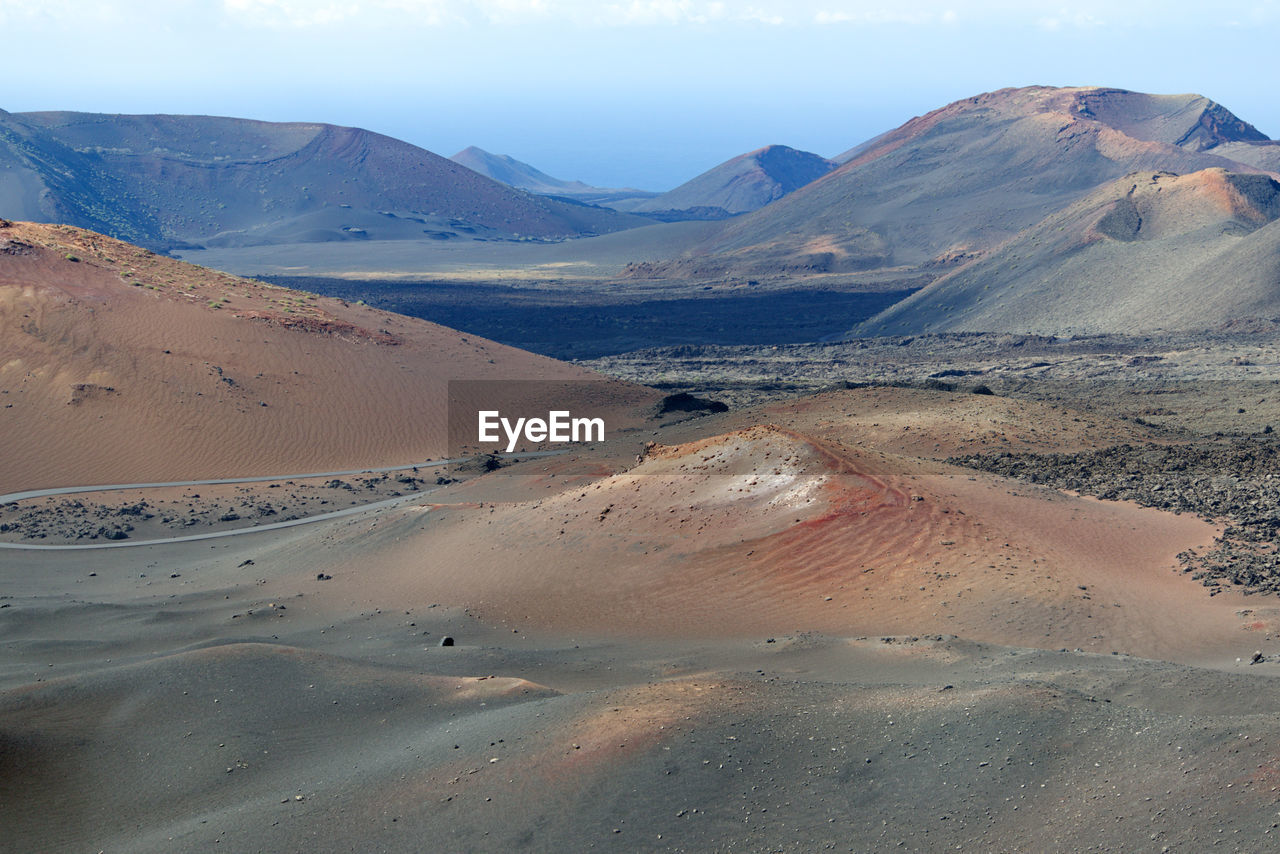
[4,1,1278,189]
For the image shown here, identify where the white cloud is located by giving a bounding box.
[815,8,940,24]
[221,0,364,27]
[214,0,746,28]
[597,0,729,25]
[212,0,908,29]
[1035,8,1103,31]
[486,0,551,18]
[808,1,1175,29]
[741,6,786,24]
[4,0,1270,31]
[0,0,131,25]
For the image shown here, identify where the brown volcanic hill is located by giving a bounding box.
[686,86,1273,277]
[616,145,836,216]
[0,221,655,492]
[832,87,1270,167]
[1029,88,1280,173]
[304,413,1237,661]
[858,168,1280,336]
[0,111,645,251]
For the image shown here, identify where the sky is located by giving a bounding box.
[4,0,1279,190]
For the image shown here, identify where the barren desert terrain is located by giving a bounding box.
[7,378,1280,852]
[8,82,1280,853]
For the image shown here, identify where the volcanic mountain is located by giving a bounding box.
[614,144,836,217]
[449,146,658,207]
[859,167,1280,335]
[450,145,598,195]
[0,111,644,251]
[0,220,655,492]
[682,86,1279,276]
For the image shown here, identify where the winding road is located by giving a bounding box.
[0,451,564,551]
[0,459,455,506]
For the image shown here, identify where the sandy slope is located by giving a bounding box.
[298,420,1244,663]
[0,221,655,492]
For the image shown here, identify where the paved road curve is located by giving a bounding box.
[0,459,454,505]
[0,490,437,551]
[0,450,566,551]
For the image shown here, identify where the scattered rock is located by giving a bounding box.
[456,454,505,474]
[652,392,729,419]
